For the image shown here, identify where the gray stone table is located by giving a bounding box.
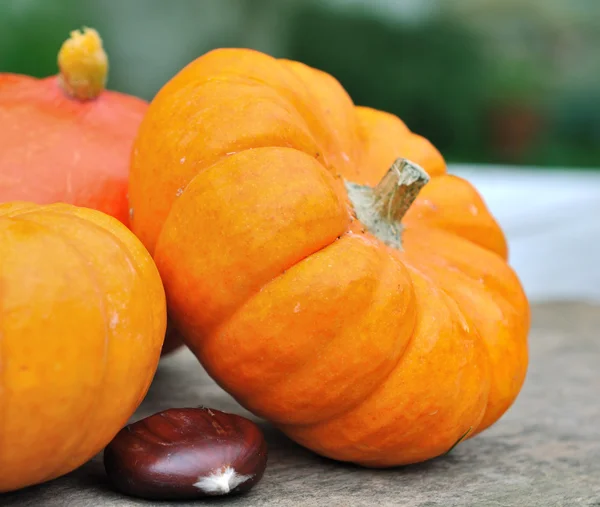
[3,303,599,507]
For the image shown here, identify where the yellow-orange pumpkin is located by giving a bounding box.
[0,202,166,492]
[129,48,530,467]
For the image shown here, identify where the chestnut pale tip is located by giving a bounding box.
[194,466,254,495]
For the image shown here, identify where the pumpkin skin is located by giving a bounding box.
[0,202,166,492]
[129,48,530,467]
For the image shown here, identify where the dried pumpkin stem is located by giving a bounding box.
[57,27,108,101]
[345,158,430,249]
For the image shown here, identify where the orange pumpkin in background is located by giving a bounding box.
[0,27,182,355]
[0,27,145,225]
[0,202,166,492]
[129,48,530,467]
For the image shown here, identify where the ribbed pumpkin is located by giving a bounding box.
[128,48,530,467]
[0,26,182,355]
[0,202,166,492]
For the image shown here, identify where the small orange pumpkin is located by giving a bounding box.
[129,49,530,467]
[0,202,166,492]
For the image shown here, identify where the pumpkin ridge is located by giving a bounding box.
[314,248,484,452]
[279,277,413,429]
[196,230,417,427]
[45,208,166,458]
[38,206,165,399]
[205,231,414,419]
[406,226,518,302]
[175,227,350,348]
[147,141,330,234]
[152,60,350,179]
[277,268,489,465]
[173,136,328,194]
[6,212,112,482]
[277,59,359,172]
[449,263,527,434]
[154,147,349,336]
[168,52,341,151]
[130,101,332,251]
[402,175,508,259]
[401,232,527,433]
[432,278,498,435]
[397,255,485,402]
[12,204,155,294]
[4,205,146,284]
[404,227,526,320]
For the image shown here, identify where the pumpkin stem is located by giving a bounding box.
[57,27,108,101]
[345,158,430,249]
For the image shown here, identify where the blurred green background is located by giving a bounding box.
[1,0,599,168]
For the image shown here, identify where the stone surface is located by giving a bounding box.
[2,303,599,507]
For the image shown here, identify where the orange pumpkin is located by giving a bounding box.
[129,48,530,467]
[0,202,166,492]
[0,27,146,225]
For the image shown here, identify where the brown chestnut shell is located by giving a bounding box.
[103,407,268,500]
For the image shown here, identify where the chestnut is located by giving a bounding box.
[103,407,268,500]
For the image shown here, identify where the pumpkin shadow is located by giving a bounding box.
[63,456,115,493]
[305,450,452,475]
[136,348,231,418]
[0,456,113,505]
[0,482,50,504]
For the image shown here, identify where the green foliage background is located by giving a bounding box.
[1,0,598,168]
